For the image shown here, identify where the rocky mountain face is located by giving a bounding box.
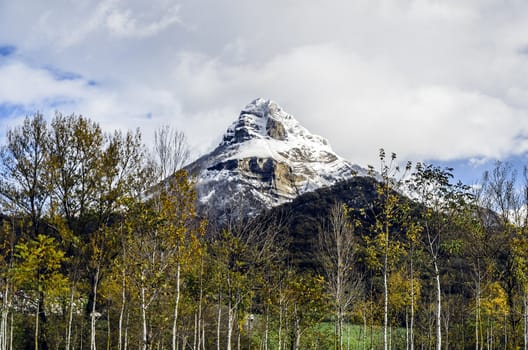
[185,98,366,219]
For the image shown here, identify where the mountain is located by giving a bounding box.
[185,98,367,218]
[263,175,381,269]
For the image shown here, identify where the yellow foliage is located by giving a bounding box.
[481,282,509,319]
[388,271,421,313]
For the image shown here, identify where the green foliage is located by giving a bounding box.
[14,234,67,294]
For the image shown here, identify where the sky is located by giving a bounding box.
[1,0,528,185]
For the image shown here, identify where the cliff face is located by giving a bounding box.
[184,98,367,219]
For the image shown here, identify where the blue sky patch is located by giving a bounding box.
[427,154,528,187]
[44,97,78,109]
[0,45,16,57]
[44,65,83,81]
[0,102,29,118]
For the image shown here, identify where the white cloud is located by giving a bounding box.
[105,4,182,38]
[11,0,183,49]
[0,62,90,105]
[2,0,528,175]
[167,43,528,166]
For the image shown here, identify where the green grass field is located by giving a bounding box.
[316,322,406,350]
[249,320,406,350]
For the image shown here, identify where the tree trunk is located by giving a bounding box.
[278,299,283,350]
[124,308,129,350]
[434,260,442,350]
[476,282,480,350]
[523,292,528,350]
[406,309,409,350]
[226,300,233,350]
[118,271,126,350]
[264,307,269,350]
[91,266,100,350]
[384,229,389,350]
[172,263,180,350]
[293,317,301,350]
[106,309,111,350]
[202,314,206,350]
[1,283,9,350]
[339,307,344,350]
[140,278,147,350]
[410,255,414,350]
[66,285,75,350]
[37,291,48,350]
[35,299,39,350]
[216,292,221,350]
[363,314,366,350]
[197,259,203,350]
[9,312,13,350]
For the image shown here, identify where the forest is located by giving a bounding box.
[1,113,528,350]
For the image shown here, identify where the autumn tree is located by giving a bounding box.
[409,163,472,350]
[317,202,362,350]
[14,234,68,350]
[285,273,329,350]
[110,170,204,350]
[366,149,411,350]
[0,218,16,350]
[0,114,49,237]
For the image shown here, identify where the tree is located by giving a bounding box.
[409,163,471,350]
[48,113,104,233]
[153,125,190,180]
[317,202,362,350]
[115,170,204,350]
[367,149,411,350]
[13,234,68,350]
[477,161,526,348]
[47,114,152,349]
[285,273,329,350]
[0,218,16,350]
[0,114,49,237]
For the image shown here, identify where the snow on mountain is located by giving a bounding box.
[185,98,367,218]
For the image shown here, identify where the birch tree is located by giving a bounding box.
[317,203,362,350]
[476,161,526,347]
[367,149,411,350]
[409,163,471,350]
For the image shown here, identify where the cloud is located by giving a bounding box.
[105,5,182,38]
[0,62,88,106]
[167,43,528,166]
[14,0,183,49]
[2,0,528,172]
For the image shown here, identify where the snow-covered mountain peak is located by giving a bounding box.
[185,99,367,219]
[221,98,329,148]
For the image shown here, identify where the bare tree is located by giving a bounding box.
[318,203,362,350]
[153,125,190,180]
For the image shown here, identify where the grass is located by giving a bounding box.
[248,318,406,349]
[317,322,406,350]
